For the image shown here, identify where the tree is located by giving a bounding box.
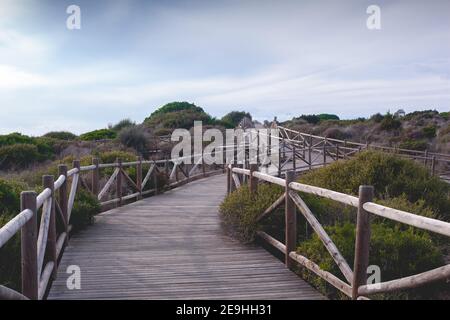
[221,111,252,128]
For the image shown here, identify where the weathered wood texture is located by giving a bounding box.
[48,175,324,300]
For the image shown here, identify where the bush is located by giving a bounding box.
[0,179,27,290]
[422,126,437,139]
[380,113,401,131]
[43,131,77,141]
[323,127,350,140]
[0,144,40,170]
[154,128,173,136]
[219,183,283,242]
[370,113,384,123]
[297,223,444,299]
[299,151,450,219]
[0,132,34,147]
[318,114,339,121]
[145,102,217,130]
[70,189,100,232]
[79,129,117,141]
[118,126,150,154]
[398,139,428,151]
[221,111,252,128]
[112,119,136,132]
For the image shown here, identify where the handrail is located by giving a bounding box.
[0,148,230,299]
[228,161,450,300]
[1,126,449,300]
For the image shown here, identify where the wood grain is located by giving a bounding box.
[48,175,324,300]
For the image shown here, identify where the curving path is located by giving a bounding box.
[48,174,324,300]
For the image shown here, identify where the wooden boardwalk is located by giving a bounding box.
[48,174,324,300]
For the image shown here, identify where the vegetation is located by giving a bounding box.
[399,139,428,151]
[118,126,150,155]
[219,150,450,299]
[379,112,402,131]
[300,151,449,219]
[111,118,136,132]
[70,189,101,231]
[221,111,252,128]
[0,144,40,170]
[43,131,77,141]
[144,102,218,130]
[79,129,117,141]
[297,223,443,299]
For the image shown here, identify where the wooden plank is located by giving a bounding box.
[48,175,323,300]
[289,191,353,284]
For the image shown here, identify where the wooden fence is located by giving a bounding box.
[0,153,225,300]
[227,165,450,299]
[276,125,450,182]
[1,126,449,300]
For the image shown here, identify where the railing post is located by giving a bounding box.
[153,161,158,195]
[336,145,340,161]
[352,185,374,299]
[308,136,312,170]
[92,157,99,196]
[230,164,236,193]
[202,148,206,176]
[137,156,142,200]
[58,165,68,236]
[424,149,428,166]
[285,171,296,269]
[323,139,327,165]
[344,140,348,159]
[431,156,436,176]
[116,158,122,207]
[165,157,169,180]
[249,164,258,197]
[226,164,231,195]
[256,132,260,166]
[278,143,282,177]
[21,191,38,300]
[292,145,296,171]
[43,175,57,280]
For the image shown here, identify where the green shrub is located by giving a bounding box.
[299,151,450,219]
[0,133,58,169]
[0,132,34,147]
[112,119,136,132]
[0,144,40,170]
[118,126,150,154]
[70,189,100,232]
[398,139,428,151]
[79,129,117,141]
[422,126,437,139]
[0,179,27,290]
[297,222,444,299]
[318,114,339,121]
[370,113,384,123]
[154,128,173,136]
[0,213,21,290]
[43,131,77,141]
[380,113,401,131]
[219,183,283,242]
[221,111,252,128]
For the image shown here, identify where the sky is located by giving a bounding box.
[0,0,449,136]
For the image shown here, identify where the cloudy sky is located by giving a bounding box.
[0,0,449,135]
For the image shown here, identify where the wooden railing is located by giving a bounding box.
[227,165,450,299]
[0,153,226,300]
[277,126,450,181]
[1,126,449,300]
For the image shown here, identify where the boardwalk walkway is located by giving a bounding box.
[48,174,324,300]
